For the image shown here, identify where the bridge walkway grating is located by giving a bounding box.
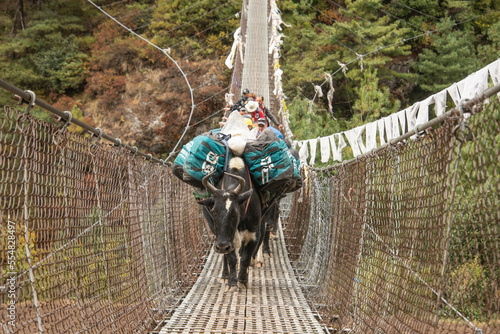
[159,224,327,333]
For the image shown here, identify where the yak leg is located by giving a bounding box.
[221,255,229,281]
[253,244,264,267]
[224,251,238,292]
[251,219,266,267]
[263,230,272,256]
[238,239,259,288]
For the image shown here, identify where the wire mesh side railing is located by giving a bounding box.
[0,105,211,333]
[282,98,500,333]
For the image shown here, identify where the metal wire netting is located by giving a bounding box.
[282,101,500,333]
[0,106,211,333]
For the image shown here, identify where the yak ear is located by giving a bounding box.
[197,198,214,207]
[238,189,253,204]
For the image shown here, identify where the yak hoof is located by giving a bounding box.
[225,285,238,293]
[250,259,264,267]
[237,281,248,290]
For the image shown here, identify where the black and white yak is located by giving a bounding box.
[198,157,266,291]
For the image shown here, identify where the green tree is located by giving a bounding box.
[280,0,412,135]
[413,17,479,93]
[289,96,343,140]
[148,0,240,60]
[477,20,500,64]
[352,67,401,125]
[0,12,88,98]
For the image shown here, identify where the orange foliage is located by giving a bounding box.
[85,70,126,106]
[318,7,349,25]
[53,95,78,112]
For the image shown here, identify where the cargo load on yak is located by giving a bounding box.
[243,128,301,193]
[173,131,230,189]
[172,112,302,194]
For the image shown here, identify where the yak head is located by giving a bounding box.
[198,172,253,254]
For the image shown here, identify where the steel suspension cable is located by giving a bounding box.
[0,78,166,164]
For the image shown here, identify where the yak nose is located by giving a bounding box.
[215,242,234,254]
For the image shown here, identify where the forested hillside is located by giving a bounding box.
[0,0,498,158]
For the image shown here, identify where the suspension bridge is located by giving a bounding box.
[1,0,500,333]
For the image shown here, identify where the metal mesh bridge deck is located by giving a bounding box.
[159,225,326,333]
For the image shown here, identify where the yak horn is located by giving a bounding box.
[225,173,246,195]
[202,172,218,194]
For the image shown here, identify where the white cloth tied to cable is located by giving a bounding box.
[225,93,234,108]
[365,122,377,152]
[298,141,309,167]
[319,134,346,163]
[405,103,420,138]
[268,0,291,30]
[274,67,283,96]
[314,85,323,98]
[344,125,366,157]
[320,136,330,163]
[488,59,500,99]
[225,27,244,69]
[269,33,285,55]
[434,89,447,116]
[458,67,489,100]
[332,134,346,161]
[447,83,461,107]
[489,59,500,85]
[337,61,348,77]
[309,139,318,166]
[309,85,323,114]
[324,73,335,117]
[356,53,364,72]
[377,119,386,145]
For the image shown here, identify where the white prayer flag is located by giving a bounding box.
[309,139,318,166]
[320,136,331,163]
[488,59,500,85]
[345,129,360,156]
[391,112,401,139]
[447,84,461,106]
[365,122,377,152]
[488,59,500,98]
[397,109,407,134]
[291,59,498,162]
[406,103,419,134]
[357,125,367,154]
[459,68,489,100]
[344,125,365,157]
[434,90,447,116]
[417,96,433,126]
[298,141,309,166]
[377,119,386,145]
[225,28,243,69]
[330,134,346,161]
[384,116,393,141]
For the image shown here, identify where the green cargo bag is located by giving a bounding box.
[173,140,195,183]
[286,148,302,192]
[243,129,294,193]
[183,133,228,188]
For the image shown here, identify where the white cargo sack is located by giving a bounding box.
[221,111,251,156]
